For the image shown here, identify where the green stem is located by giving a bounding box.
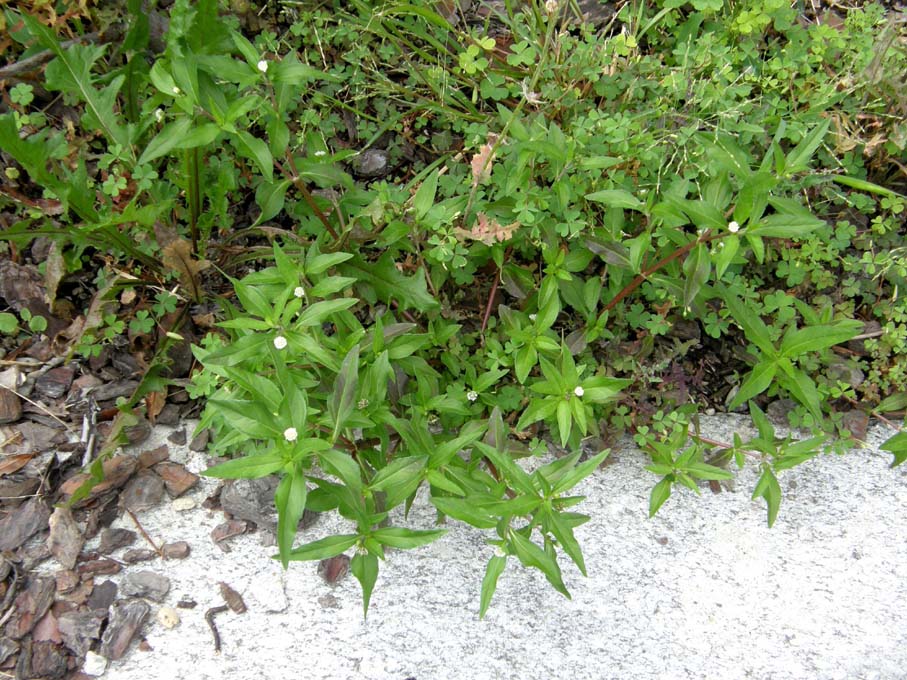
[185,147,201,254]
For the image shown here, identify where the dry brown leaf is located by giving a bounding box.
[470,133,499,186]
[43,241,66,307]
[456,213,519,246]
[145,389,167,424]
[161,239,209,303]
[0,452,33,476]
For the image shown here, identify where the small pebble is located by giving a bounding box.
[156,606,180,629]
[172,497,196,512]
[161,541,190,560]
[82,651,108,676]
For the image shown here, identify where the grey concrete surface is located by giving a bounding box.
[90,416,906,680]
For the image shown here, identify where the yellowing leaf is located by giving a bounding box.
[161,239,210,303]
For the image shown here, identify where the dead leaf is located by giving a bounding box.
[0,453,32,475]
[455,213,520,246]
[161,239,209,303]
[43,241,66,307]
[470,133,499,186]
[145,389,167,424]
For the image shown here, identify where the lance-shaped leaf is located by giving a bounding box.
[351,551,379,619]
[371,527,445,549]
[285,533,358,561]
[778,321,861,358]
[329,346,360,443]
[752,465,782,527]
[508,530,569,598]
[880,431,907,468]
[728,360,777,410]
[368,456,426,508]
[205,450,285,479]
[479,554,507,618]
[682,243,711,309]
[275,469,308,567]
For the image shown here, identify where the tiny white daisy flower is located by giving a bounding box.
[574,386,585,397]
[294,286,305,298]
[257,59,268,73]
[528,313,537,322]
[153,108,164,123]
[467,390,479,402]
[273,335,288,350]
[728,221,740,233]
[314,150,327,157]
[172,86,181,95]
[545,0,559,14]
[284,427,298,442]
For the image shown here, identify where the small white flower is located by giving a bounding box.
[545,0,559,14]
[284,427,298,442]
[273,335,288,350]
[314,150,327,157]
[520,79,544,105]
[257,59,268,73]
[357,398,369,409]
[467,390,479,402]
[294,286,305,298]
[574,386,585,397]
[494,546,507,558]
[528,313,537,322]
[728,221,740,233]
[172,86,181,95]
[153,108,164,123]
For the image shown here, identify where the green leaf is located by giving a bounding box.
[752,466,782,527]
[515,397,558,434]
[783,118,830,175]
[371,527,445,549]
[296,298,358,327]
[233,130,273,181]
[197,332,271,367]
[682,243,711,309]
[306,250,354,275]
[275,469,308,567]
[648,476,673,517]
[747,213,825,239]
[544,508,586,575]
[431,497,498,529]
[508,530,569,598]
[880,431,907,468]
[369,456,426,507]
[205,450,285,479]
[514,344,538,384]
[253,179,291,225]
[714,234,740,279]
[413,169,438,220]
[728,360,777,409]
[339,253,439,313]
[719,290,776,356]
[351,551,380,618]
[550,450,609,494]
[479,554,507,618]
[776,368,822,421]
[285,533,359,561]
[309,276,357,298]
[318,449,362,493]
[876,393,907,413]
[329,346,360,443]
[425,469,465,495]
[584,189,644,211]
[138,117,193,164]
[827,174,903,198]
[682,462,734,481]
[779,322,861,358]
[556,400,572,447]
[671,198,727,230]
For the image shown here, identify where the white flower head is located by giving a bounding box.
[545,0,560,14]
[284,427,298,442]
[257,59,268,73]
[172,86,181,95]
[154,108,164,123]
[728,221,740,233]
[494,546,507,558]
[294,286,306,298]
[467,390,479,402]
[314,150,327,157]
[273,335,288,350]
[574,385,585,397]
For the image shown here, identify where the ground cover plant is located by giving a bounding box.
[1,0,906,620]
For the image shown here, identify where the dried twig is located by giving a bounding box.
[205,605,229,652]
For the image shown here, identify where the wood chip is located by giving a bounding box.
[47,506,84,570]
[154,461,199,497]
[137,444,169,469]
[218,582,246,614]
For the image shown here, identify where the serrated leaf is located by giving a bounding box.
[339,253,439,313]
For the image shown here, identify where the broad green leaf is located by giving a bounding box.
[516,398,558,432]
[514,345,537,384]
[425,469,464,495]
[714,234,740,279]
[138,117,193,164]
[682,243,711,309]
[306,251,354,275]
[747,213,825,239]
[296,298,358,327]
[728,360,777,409]
[351,551,379,618]
[682,462,734,480]
[371,527,445,549]
[648,476,673,517]
[880,431,907,468]
[783,118,830,175]
[285,533,358,561]
[233,130,273,181]
[671,198,727,230]
[876,393,907,413]
[752,466,782,527]
[205,450,285,479]
[719,290,776,356]
[275,469,308,567]
[776,369,822,421]
[176,122,220,149]
[194,332,271,367]
[318,449,362,492]
[413,169,438,220]
[584,189,644,211]
[253,179,291,225]
[339,253,439,313]
[779,322,861,358]
[310,276,357,298]
[329,346,360,443]
[479,554,507,618]
[508,530,569,597]
[431,497,498,528]
[581,377,631,403]
[231,277,273,320]
[369,456,425,507]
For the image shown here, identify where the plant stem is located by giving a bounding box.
[277,154,340,242]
